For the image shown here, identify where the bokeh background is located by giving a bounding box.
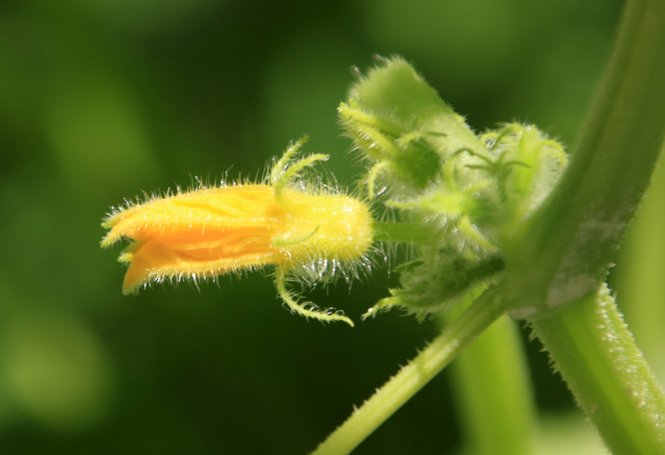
[1,0,663,453]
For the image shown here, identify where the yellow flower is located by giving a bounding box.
[101,138,373,326]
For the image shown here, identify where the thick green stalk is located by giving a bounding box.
[502,0,665,451]
[450,315,536,455]
[505,0,665,315]
[312,290,504,455]
[531,285,665,454]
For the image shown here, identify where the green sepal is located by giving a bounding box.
[344,58,568,321]
[364,252,504,318]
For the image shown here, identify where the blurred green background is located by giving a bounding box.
[1,0,663,453]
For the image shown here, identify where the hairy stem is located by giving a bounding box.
[531,285,665,454]
[507,0,665,451]
[312,290,504,455]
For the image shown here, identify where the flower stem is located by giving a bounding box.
[531,285,665,454]
[312,289,504,455]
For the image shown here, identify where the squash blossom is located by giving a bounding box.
[101,138,373,326]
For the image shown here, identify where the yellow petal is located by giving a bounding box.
[102,184,373,292]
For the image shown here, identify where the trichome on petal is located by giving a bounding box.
[101,138,374,326]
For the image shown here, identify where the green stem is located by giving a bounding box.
[502,0,665,450]
[530,285,665,454]
[505,0,665,313]
[312,289,504,455]
[449,315,536,455]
